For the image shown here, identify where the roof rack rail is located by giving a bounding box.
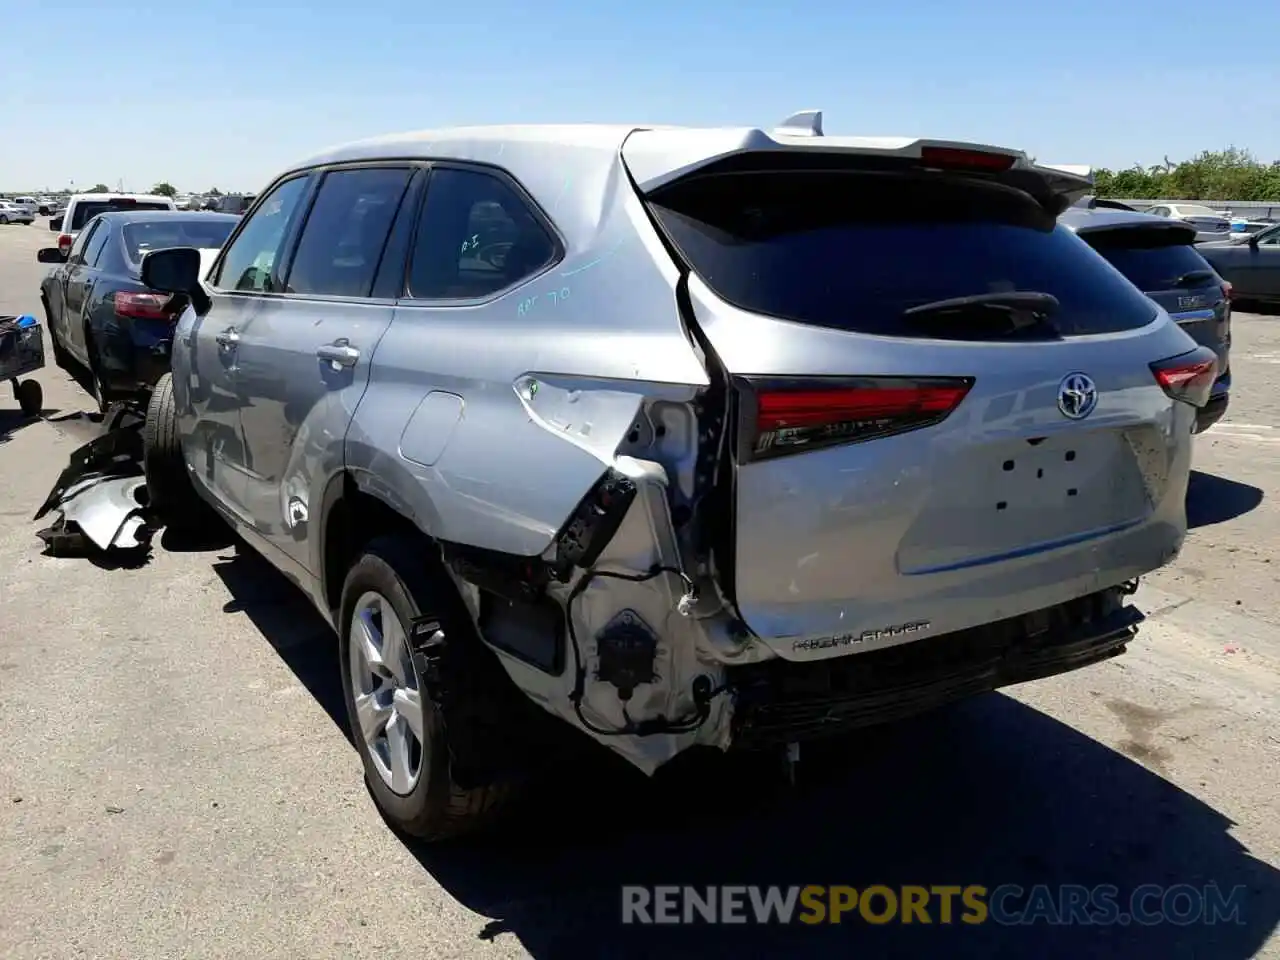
[774,109,824,137]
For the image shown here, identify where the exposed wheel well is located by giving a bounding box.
[322,475,431,616]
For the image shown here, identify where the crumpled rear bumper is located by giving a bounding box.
[727,584,1142,749]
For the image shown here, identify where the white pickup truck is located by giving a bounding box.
[48,193,176,257]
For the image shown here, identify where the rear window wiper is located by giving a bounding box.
[1170,269,1215,288]
[901,293,1059,343]
[903,291,1060,318]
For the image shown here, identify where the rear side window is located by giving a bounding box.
[82,222,111,266]
[70,199,171,230]
[1082,230,1219,292]
[647,170,1159,338]
[407,168,557,300]
[286,167,413,298]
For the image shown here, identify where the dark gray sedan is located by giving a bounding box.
[1197,223,1280,307]
[37,210,238,411]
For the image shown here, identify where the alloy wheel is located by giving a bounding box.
[347,591,428,795]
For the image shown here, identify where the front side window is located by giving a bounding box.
[285,167,413,298]
[213,176,310,292]
[407,167,557,299]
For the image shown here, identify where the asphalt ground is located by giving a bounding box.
[1,218,1277,959]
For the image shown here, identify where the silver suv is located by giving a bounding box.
[137,112,1216,840]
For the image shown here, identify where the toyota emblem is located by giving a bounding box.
[1057,372,1098,420]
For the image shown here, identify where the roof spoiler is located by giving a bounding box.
[1038,164,1094,184]
[622,115,1096,214]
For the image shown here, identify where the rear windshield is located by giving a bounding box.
[123,218,236,263]
[1081,229,1219,293]
[647,170,1159,338]
[71,199,171,230]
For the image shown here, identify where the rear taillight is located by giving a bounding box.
[919,146,1017,172]
[113,291,180,321]
[743,376,974,460]
[1151,347,1218,409]
[57,233,73,254]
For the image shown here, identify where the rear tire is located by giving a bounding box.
[339,535,515,841]
[83,326,110,414]
[143,372,216,531]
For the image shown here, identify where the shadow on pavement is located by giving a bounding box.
[1186,469,1264,529]
[210,544,351,743]
[0,406,59,445]
[209,544,1280,959]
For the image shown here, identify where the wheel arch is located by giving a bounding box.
[317,468,442,618]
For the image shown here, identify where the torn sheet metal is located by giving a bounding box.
[33,405,146,522]
[57,476,150,551]
[34,403,156,557]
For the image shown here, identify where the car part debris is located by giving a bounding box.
[33,402,157,557]
[57,477,150,551]
[33,404,146,521]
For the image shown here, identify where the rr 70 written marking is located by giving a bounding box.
[517,287,571,317]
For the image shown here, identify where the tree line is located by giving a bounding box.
[1092,148,1280,201]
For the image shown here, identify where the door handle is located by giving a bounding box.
[316,339,360,368]
[215,328,239,348]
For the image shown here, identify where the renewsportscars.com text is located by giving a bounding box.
[621,883,1247,926]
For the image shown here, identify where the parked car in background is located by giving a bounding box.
[136,116,1212,841]
[1060,206,1231,432]
[37,197,61,216]
[1198,222,1280,308]
[49,193,177,259]
[212,193,255,215]
[0,200,34,225]
[1143,202,1231,242]
[37,211,238,411]
[1228,216,1272,236]
[11,196,39,217]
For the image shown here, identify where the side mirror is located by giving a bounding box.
[142,246,211,315]
[1249,235,1261,249]
[37,247,67,264]
[142,246,201,293]
[49,216,63,231]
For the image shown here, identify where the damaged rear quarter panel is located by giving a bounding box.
[344,150,709,558]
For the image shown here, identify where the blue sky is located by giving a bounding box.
[3,0,1278,193]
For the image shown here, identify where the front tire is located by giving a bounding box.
[143,372,217,532]
[43,297,70,370]
[339,535,514,841]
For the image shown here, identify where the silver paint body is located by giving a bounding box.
[165,122,1199,773]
